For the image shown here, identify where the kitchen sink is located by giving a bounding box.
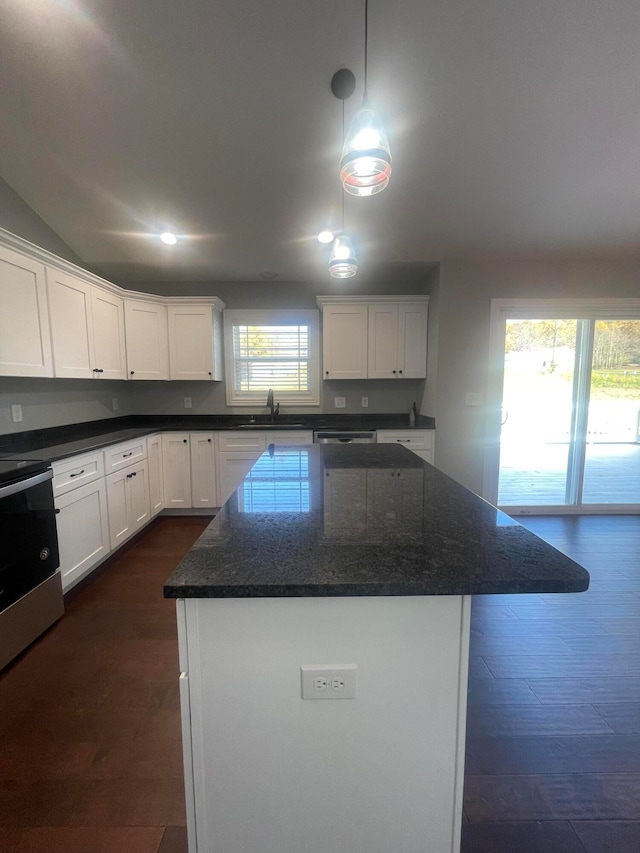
[236,423,307,429]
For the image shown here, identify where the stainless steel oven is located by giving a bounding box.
[0,459,63,670]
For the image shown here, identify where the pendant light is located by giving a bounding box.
[340,0,391,197]
[329,71,358,279]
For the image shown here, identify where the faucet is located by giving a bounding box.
[266,388,279,422]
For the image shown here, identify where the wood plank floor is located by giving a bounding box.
[463,515,640,853]
[1,514,639,852]
[0,517,210,853]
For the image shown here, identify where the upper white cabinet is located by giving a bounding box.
[167,303,224,381]
[125,299,169,380]
[368,302,428,379]
[90,286,127,379]
[320,303,368,380]
[317,296,429,381]
[0,244,53,377]
[47,269,127,380]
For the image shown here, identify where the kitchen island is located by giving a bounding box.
[165,444,589,853]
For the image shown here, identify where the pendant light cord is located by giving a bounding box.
[341,99,346,230]
[363,0,369,98]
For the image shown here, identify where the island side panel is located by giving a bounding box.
[180,595,470,853]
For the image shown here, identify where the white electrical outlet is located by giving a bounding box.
[301,665,357,699]
[334,396,346,409]
[112,397,119,411]
[184,397,192,409]
[11,404,23,423]
[361,397,368,408]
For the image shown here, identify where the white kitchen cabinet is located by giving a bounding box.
[265,430,313,446]
[318,296,428,381]
[54,478,110,591]
[0,245,53,377]
[124,299,169,380]
[216,431,266,507]
[147,433,165,517]
[106,459,150,550]
[162,433,193,508]
[168,304,224,381]
[376,430,435,466]
[104,437,148,474]
[47,269,127,380]
[321,303,368,380]
[368,302,427,379]
[90,286,127,379]
[190,432,217,507]
[51,450,105,499]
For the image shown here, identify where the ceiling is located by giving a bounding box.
[2,0,640,283]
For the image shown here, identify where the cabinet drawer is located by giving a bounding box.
[52,451,105,497]
[266,430,313,446]
[104,437,148,472]
[217,432,266,452]
[376,430,434,450]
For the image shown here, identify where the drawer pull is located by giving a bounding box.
[122,452,133,458]
[397,439,411,443]
[69,469,85,477]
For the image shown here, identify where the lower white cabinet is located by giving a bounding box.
[147,433,165,516]
[216,432,267,507]
[162,433,192,508]
[106,460,150,550]
[190,433,217,507]
[376,430,435,466]
[54,478,110,591]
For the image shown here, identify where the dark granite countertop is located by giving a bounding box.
[0,414,435,463]
[164,444,590,599]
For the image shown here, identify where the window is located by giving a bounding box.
[224,309,320,406]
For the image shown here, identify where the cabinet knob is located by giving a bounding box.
[325,370,329,375]
[207,438,212,443]
[398,370,403,374]
[92,368,100,373]
[183,439,188,443]
[208,371,212,376]
[392,370,396,374]
[130,371,135,375]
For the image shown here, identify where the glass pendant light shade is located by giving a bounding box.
[340,105,392,196]
[329,234,358,278]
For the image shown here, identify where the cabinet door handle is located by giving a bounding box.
[183,439,188,443]
[122,452,133,458]
[131,471,137,477]
[92,368,100,373]
[98,368,104,373]
[392,370,397,374]
[398,370,403,374]
[207,438,212,443]
[130,371,135,375]
[208,371,212,376]
[325,370,329,375]
[69,469,85,478]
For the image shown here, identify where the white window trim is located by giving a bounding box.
[223,308,320,407]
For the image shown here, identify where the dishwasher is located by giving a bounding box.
[313,430,377,444]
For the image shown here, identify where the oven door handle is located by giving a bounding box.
[0,468,53,499]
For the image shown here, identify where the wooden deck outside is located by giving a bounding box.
[498,442,640,507]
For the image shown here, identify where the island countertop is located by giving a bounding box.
[164,444,589,598]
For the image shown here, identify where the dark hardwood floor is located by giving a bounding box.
[462,515,640,853]
[0,516,209,853]
[1,514,639,852]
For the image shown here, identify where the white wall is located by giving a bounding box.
[434,256,640,493]
[0,377,132,434]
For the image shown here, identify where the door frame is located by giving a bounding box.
[483,298,640,513]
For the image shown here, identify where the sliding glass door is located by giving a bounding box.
[492,308,640,514]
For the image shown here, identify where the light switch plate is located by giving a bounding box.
[11,404,22,423]
[334,397,346,409]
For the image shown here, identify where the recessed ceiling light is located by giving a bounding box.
[160,232,177,245]
[317,230,335,244]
